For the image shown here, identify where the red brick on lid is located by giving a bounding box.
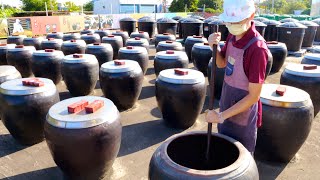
[174,69,189,75]
[126,46,133,49]
[45,49,55,52]
[163,33,169,35]
[71,39,76,42]
[204,42,209,45]
[48,38,55,41]
[114,60,125,65]
[85,100,104,113]
[0,44,7,46]
[87,33,93,35]
[166,40,173,43]
[276,86,286,96]
[22,78,44,87]
[139,31,144,33]
[193,35,202,38]
[15,45,24,48]
[108,35,115,37]
[67,100,89,113]
[134,37,141,40]
[32,35,39,38]
[267,41,278,45]
[52,32,57,33]
[73,54,83,58]
[94,43,101,45]
[166,50,174,54]
[303,65,317,70]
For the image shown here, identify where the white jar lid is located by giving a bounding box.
[119,46,147,54]
[158,68,205,85]
[0,44,16,50]
[42,38,63,44]
[62,40,86,47]
[33,49,64,57]
[193,42,212,50]
[304,53,320,61]
[156,50,188,60]
[7,45,36,52]
[158,41,182,48]
[86,43,113,50]
[186,36,208,42]
[0,65,19,78]
[102,35,123,41]
[267,41,287,49]
[284,63,320,77]
[101,60,142,73]
[63,54,98,63]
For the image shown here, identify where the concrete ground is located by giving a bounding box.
[0,40,320,180]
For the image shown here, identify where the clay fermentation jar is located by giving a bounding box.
[118,46,149,74]
[80,33,101,44]
[125,37,150,52]
[85,43,113,67]
[31,49,64,84]
[149,132,259,179]
[267,41,288,73]
[112,31,129,46]
[62,33,81,41]
[130,31,150,42]
[277,22,307,52]
[7,45,36,77]
[46,32,64,39]
[192,42,212,76]
[7,35,26,45]
[102,35,123,60]
[0,65,21,84]
[185,36,208,62]
[94,29,111,40]
[62,54,99,96]
[41,38,63,50]
[138,16,156,38]
[154,50,189,76]
[61,39,87,55]
[100,60,143,110]
[0,44,16,65]
[23,36,43,50]
[154,33,176,47]
[156,69,206,129]
[256,84,314,162]
[156,41,183,52]
[0,78,59,145]
[281,63,320,116]
[301,53,320,66]
[45,96,122,180]
[80,29,94,35]
[119,17,137,36]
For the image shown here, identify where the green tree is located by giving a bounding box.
[169,0,199,12]
[64,1,80,12]
[198,0,222,10]
[283,1,307,14]
[83,1,94,11]
[260,0,288,14]
[0,7,22,18]
[22,0,58,11]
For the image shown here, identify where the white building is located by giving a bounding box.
[94,0,172,14]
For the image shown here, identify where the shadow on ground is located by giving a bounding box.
[118,119,184,157]
[0,134,27,158]
[2,167,63,180]
[138,85,155,100]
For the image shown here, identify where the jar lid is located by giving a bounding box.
[86,43,113,50]
[299,20,319,27]
[181,18,203,23]
[131,31,149,36]
[312,18,320,25]
[155,34,176,39]
[254,17,269,22]
[81,29,94,33]
[186,36,208,42]
[172,16,182,20]
[33,49,64,57]
[260,84,310,108]
[193,42,212,50]
[262,20,281,25]
[63,33,81,38]
[47,32,63,35]
[94,29,111,33]
[138,16,156,22]
[63,54,97,63]
[101,60,142,73]
[46,96,119,129]
[253,20,267,27]
[0,43,16,49]
[62,39,86,47]
[24,36,44,41]
[120,17,137,22]
[0,78,56,96]
[190,15,205,21]
[277,22,307,28]
[266,41,287,49]
[126,38,149,44]
[7,45,36,52]
[304,53,320,61]
[112,31,129,36]
[0,65,19,78]
[102,35,123,41]
[157,18,178,23]
[208,19,224,25]
[119,46,147,54]
[156,50,188,60]
[284,63,320,77]
[280,18,299,23]
[8,35,27,39]
[81,33,100,39]
[42,38,63,44]
[204,16,219,23]
[158,41,182,48]
[158,68,205,85]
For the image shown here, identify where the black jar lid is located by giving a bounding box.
[63,54,98,63]
[277,22,307,29]
[186,36,208,42]
[46,96,119,129]
[158,68,205,85]
[260,84,310,108]
[181,18,203,23]
[208,19,224,25]
[126,37,149,44]
[299,20,319,27]
[24,36,44,41]
[0,65,19,78]
[157,18,178,23]
[81,33,100,39]
[62,39,86,46]
[266,41,287,49]
[155,33,176,39]
[280,18,299,23]
[158,41,182,48]
[156,50,188,60]
[102,35,123,41]
[86,43,113,50]
[254,20,267,27]
[204,16,219,23]
[284,63,320,78]
[254,17,269,22]
[0,43,16,50]
[0,77,56,96]
[33,49,64,57]
[7,45,36,52]
[8,35,27,39]
[119,46,147,54]
[138,16,156,22]
[262,20,281,25]
[112,31,129,36]
[120,17,137,22]
[101,60,142,73]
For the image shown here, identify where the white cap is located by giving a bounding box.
[219,0,255,23]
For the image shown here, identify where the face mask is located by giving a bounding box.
[226,22,248,36]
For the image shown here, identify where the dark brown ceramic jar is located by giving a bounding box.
[102,35,124,60]
[112,31,129,46]
[156,41,183,52]
[62,54,99,96]
[46,32,64,39]
[0,78,59,145]
[31,49,64,84]
[45,96,122,180]
[85,43,113,67]
[192,42,212,76]
[100,60,143,110]
[130,31,150,42]
[154,50,189,76]
[154,33,176,47]
[0,44,16,65]
[80,33,101,45]
[0,65,21,84]
[185,36,208,62]
[23,36,44,50]
[61,39,86,55]
[267,41,288,73]
[62,33,81,41]
[118,46,149,74]
[125,37,150,52]
[156,69,206,129]
[7,35,27,45]
[7,45,36,77]
[41,38,63,50]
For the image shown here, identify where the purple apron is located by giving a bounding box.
[218,36,263,153]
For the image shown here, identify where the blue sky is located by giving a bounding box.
[1,0,92,7]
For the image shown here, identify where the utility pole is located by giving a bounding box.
[272,0,274,14]
[185,4,187,13]
[45,2,49,16]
